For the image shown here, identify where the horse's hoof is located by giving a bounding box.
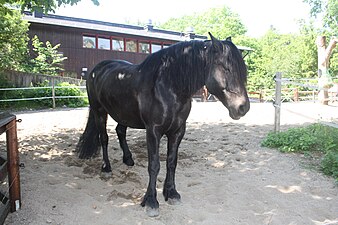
[101,163,112,173]
[163,188,181,203]
[146,206,159,217]
[167,198,181,205]
[123,157,135,167]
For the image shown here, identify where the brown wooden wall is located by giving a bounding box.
[28,23,150,78]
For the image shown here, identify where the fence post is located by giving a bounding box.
[312,90,316,102]
[52,78,56,109]
[274,72,282,132]
[6,118,21,212]
[294,88,299,102]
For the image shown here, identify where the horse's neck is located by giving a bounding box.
[168,43,208,98]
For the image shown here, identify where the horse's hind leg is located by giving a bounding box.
[116,124,134,166]
[94,109,112,173]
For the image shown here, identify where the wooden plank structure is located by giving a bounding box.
[0,112,21,224]
[23,12,252,79]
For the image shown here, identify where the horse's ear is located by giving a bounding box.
[209,32,223,52]
[226,36,232,42]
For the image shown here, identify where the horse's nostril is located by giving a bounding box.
[238,103,248,115]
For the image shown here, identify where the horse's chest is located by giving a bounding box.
[139,94,191,131]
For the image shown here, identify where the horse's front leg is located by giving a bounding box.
[115,124,134,166]
[141,126,161,217]
[163,123,186,204]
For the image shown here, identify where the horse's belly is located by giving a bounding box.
[106,100,145,129]
[115,113,145,129]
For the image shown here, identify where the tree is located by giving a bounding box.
[303,0,337,34]
[1,0,92,74]
[303,0,337,104]
[160,6,247,39]
[0,0,99,13]
[245,27,318,92]
[0,9,29,71]
[30,35,68,76]
[316,36,337,104]
[303,0,337,76]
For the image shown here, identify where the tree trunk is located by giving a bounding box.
[316,36,337,105]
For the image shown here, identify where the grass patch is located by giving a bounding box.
[261,123,338,181]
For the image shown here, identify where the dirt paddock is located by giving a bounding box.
[1,102,337,225]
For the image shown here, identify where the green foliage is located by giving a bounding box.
[159,4,322,92]
[0,9,29,71]
[262,124,338,180]
[303,0,337,34]
[321,151,338,179]
[303,0,337,76]
[328,45,337,77]
[245,25,318,91]
[0,10,68,75]
[29,35,68,76]
[0,80,88,109]
[1,0,99,13]
[159,6,247,39]
[54,82,88,107]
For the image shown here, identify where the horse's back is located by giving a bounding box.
[87,60,145,128]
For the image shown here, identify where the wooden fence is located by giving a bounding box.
[1,70,85,87]
[273,72,338,132]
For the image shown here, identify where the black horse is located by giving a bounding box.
[77,33,250,216]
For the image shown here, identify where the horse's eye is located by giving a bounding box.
[224,83,239,94]
[220,64,230,73]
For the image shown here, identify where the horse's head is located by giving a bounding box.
[205,33,250,120]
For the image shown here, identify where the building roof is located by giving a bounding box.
[23,12,253,52]
[23,12,207,42]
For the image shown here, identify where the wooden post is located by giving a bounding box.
[5,119,21,212]
[274,72,282,132]
[294,88,299,102]
[313,90,316,102]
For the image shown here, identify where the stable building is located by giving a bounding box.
[23,12,207,78]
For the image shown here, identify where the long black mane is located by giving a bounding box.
[137,40,208,96]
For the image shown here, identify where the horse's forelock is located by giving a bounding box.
[223,42,248,84]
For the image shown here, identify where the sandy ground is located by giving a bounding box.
[0,102,337,225]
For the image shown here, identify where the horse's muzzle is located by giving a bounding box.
[229,101,250,120]
[224,94,250,120]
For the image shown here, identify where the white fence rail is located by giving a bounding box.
[0,86,87,108]
[273,72,338,132]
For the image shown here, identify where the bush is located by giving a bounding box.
[0,80,88,109]
[54,82,88,107]
[262,124,338,181]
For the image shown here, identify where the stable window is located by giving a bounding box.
[83,35,96,48]
[112,38,124,51]
[98,37,110,50]
[139,42,150,53]
[151,43,162,53]
[126,39,137,52]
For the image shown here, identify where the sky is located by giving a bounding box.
[55,0,312,37]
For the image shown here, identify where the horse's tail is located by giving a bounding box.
[76,108,100,159]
